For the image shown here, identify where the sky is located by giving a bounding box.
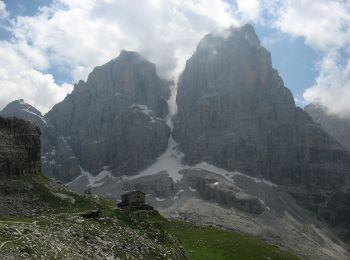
[0,0,349,118]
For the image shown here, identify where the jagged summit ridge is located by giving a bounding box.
[174,24,350,188]
[197,24,261,53]
[46,50,170,177]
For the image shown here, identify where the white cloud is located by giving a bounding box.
[0,1,8,18]
[2,0,350,118]
[0,0,239,112]
[263,0,350,118]
[11,0,237,82]
[304,52,350,119]
[236,0,261,22]
[234,0,350,118]
[0,69,73,114]
[273,0,350,52]
[0,41,72,113]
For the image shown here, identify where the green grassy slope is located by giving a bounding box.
[169,221,301,260]
[0,174,300,259]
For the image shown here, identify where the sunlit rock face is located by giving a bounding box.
[46,50,170,177]
[0,117,41,178]
[174,24,350,189]
[305,103,350,154]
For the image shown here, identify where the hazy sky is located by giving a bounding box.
[0,0,349,118]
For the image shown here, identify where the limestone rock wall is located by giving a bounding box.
[0,117,41,178]
[46,50,170,177]
[174,24,350,189]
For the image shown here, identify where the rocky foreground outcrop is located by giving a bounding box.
[305,103,350,153]
[0,117,43,215]
[0,99,82,182]
[0,117,41,177]
[0,117,186,259]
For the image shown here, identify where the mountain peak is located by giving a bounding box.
[46,47,169,177]
[118,49,142,59]
[85,49,156,86]
[174,23,350,188]
[196,24,260,54]
[2,99,42,116]
[0,99,47,127]
[1,99,41,116]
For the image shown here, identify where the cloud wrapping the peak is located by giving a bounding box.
[0,0,239,112]
[1,0,350,118]
[11,0,237,81]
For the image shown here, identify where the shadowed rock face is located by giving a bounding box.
[174,24,350,189]
[181,169,265,214]
[0,117,41,178]
[0,51,170,182]
[173,24,350,234]
[46,50,170,177]
[0,100,82,182]
[305,103,350,154]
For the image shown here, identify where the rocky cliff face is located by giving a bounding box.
[0,117,41,178]
[181,169,265,214]
[305,103,350,153]
[172,25,350,235]
[173,24,350,189]
[0,116,43,213]
[0,100,81,182]
[46,50,170,177]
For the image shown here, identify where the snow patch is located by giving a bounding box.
[193,161,278,187]
[128,136,186,182]
[21,108,48,126]
[93,138,105,144]
[19,101,47,126]
[130,104,156,123]
[156,197,166,202]
[176,189,184,195]
[262,178,278,188]
[189,186,197,192]
[192,162,239,183]
[66,166,115,188]
[89,168,116,188]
